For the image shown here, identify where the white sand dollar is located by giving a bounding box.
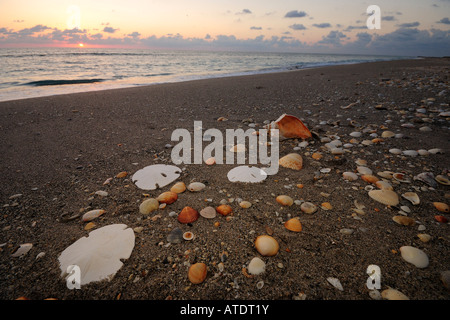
[227,166,267,183]
[132,164,181,190]
[58,224,135,286]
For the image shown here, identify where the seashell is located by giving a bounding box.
[156,191,178,204]
[375,180,393,191]
[418,149,430,156]
[402,150,418,157]
[139,198,159,215]
[183,231,194,241]
[400,246,429,268]
[361,174,379,184]
[327,277,344,291]
[402,192,420,205]
[300,202,317,214]
[199,206,217,219]
[267,114,312,139]
[239,201,252,209]
[170,182,186,194]
[428,148,443,154]
[205,157,216,165]
[95,190,108,197]
[116,171,128,178]
[343,171,358,181]
[216,204,232,216]
[276,195,294,206]
[187,182,206,192]
[377,171,394,179]
[254,235,279,256]
[435,175,450,185]
[357,166,373,175]
[81,209,106,222]
[279,153,303,170]
[229,144,246,152]
[177,207,199,224]
[284,218,302,232]
[355,158,367,166]
[368,190,399,206]
[381,288,409,300]
[440,271,450,290]
[433,202,449,213]
[188,262,207,284]
[247,257,266,275]
[132,164,181,190]
[167,227,183,243]
[11,243,33,258]
[417,234,431,243]
[435,215,448,223]
[227,166,267,183]
[392,216,415,226]
[321,202,333,210]
[414,172,437,188]
[393,173,411,183]
[311,152,323,160]
[381,131,395,138]
[389,148,402,155]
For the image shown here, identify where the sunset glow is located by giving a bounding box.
[0,0,449,55]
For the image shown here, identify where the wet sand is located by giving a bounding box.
[0,57,449,302]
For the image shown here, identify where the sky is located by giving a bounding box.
[0,0,449,56]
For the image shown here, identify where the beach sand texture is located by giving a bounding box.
[0,58,449,300]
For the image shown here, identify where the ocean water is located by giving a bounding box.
[0,48,410,102]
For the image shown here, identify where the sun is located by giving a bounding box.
[78,43,84,47]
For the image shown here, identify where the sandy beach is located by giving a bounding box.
[0,57,449,301]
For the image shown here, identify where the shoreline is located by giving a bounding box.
[0,55,416,103]
[0,57,449,300]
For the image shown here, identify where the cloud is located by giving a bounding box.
[382,16,396,21]
[397,22,420,28]
[344,25,367,31]
[236,9,252,15]
[250,26,262,30]
[313,23,332,28]
[317,30,348,46]
[289,24,307,30]
[13,20,24,23]
[285,10,307,18]
[103,26,118,33]
[437,17,450,24]
[18,25,52,35]
[127,32,141,38]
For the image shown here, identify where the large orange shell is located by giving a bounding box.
[188,262,207,284]
[216,204,232,216]
[177,206,199,224]
[254,235,279,256]
[270,114,312,139]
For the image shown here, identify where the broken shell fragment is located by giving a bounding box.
[393,173,411,183]
[177,207,199,224]
[188,263,207,284]
[300,202,317,214]
[276,195,294,206]
[381,288,409,300]
[284,218,302,232]
[343,171,358,181]
[156,191,178,204]
[414,172,437,188]
[361,174,379,184]
[279,153,303,170]
[375,180,393,191]
[402,192,420,205]
[11,243,33,258]
[368,189,399,206]
[254,235,279,256]
[216,204,232,216]
[239,201,252,209]
[433,202,449,213]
